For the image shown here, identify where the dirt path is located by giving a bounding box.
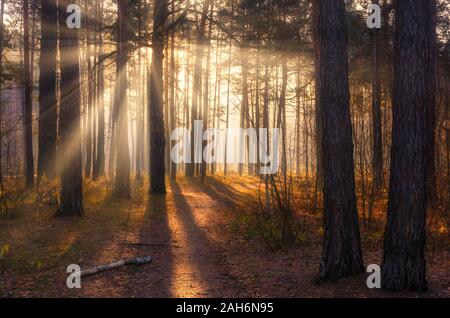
[3,177,448,297]
[76,178,245,297]
[74,178,449,298]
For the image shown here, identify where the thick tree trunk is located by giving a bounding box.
[113,0,131,198]
[57,0,83,216]
[37,0,58,180]
[23,0,34,188]
[381,0,436,292]
[148,0,167,193]
[426,2,438,210]
[316,0,364,283]
[312,0,323,210]
[0,0,5,187]
[371,0,383,196]
[446,76,450,200]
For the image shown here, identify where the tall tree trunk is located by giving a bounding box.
[371,0,383,196]
[312,0,323,210]
[108,84,116,177]
[200,5,213,182]
[23,0,34,188]
[254,49,260,175]
[113,0,131,198]
[279,61,287,179]
[38,0,58,180]
[263,62,271,214]
[239,54,248,176]
[186,2,211,177]
[211,32,221,175]
[135,0,144,180]
[85,9,93,178]
[303,89,310,193]
[57,0,83,216]
[223,0,233,176]
[91,2,99,179]
[93,0,105,180]
[148,0,167,193]
[426,1,438,210]
[164,40,170,176]
[381,0,436,292]
[0,0,5,188]
[223,45,231,176]
[316,0,364,283]
[295,62,301,176]
[169,21,176,179]
[279,60,294,243]
[445,74,450,201]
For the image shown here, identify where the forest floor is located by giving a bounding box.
[0,175,449,298]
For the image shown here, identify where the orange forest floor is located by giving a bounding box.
[0,175,449,297]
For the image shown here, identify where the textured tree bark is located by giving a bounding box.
[23,0,34,188]
[0,0,5,187]
[312,0,323,211]
[381,0,435,292]
[426,1,438,210]
[57,0,83,216]
[371,0,383,197]
[37,0,58,180]
[316,0,364,283]
[446,76,450,199]
[113,0,131,198]
[148,0,167,193]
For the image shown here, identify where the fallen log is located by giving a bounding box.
[80,256,152,277]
